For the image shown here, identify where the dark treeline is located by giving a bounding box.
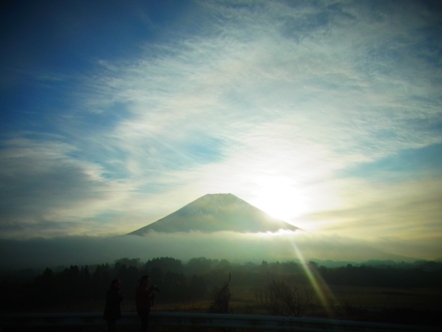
[316,261,442,288]
[1,257,441,312]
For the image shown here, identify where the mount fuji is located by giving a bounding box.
[129,193,300,235]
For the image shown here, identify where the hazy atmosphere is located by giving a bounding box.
[1,0,442,269]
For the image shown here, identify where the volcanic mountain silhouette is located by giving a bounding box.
[129,193,299,235]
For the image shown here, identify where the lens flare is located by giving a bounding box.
[290,238,336,317]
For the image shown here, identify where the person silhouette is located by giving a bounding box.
[103,278,123,332]
[135,275,157,332]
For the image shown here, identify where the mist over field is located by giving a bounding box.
[0,231,424,271]
[3,191,438,272]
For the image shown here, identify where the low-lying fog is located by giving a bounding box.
[2,230,431,271]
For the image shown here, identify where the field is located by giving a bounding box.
[2,258,441,330]
[82,284,442,323]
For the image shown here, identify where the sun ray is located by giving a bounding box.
[289,237,336,317]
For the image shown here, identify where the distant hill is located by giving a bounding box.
[129,193,300,235]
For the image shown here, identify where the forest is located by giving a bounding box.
[1,257,441,325]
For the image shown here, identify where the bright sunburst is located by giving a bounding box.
[252,176,307,221]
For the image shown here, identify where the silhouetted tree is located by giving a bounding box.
[186,257,213,275]
[146,257,183,274]
[256,275,313,317]
[189,275,207,300]
[209,273,232,313]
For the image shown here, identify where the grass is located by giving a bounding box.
[72,284,442,315]
[20,284,441,331]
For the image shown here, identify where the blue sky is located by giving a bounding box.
[1,0,442,261]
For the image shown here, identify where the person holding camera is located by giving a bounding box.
[135,275,159,332]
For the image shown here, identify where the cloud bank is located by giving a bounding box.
[1,231,432,271]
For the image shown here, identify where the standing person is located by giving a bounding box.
[103,279,123,332]
[135,275,156,332]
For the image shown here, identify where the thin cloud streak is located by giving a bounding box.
[304,177,442,240]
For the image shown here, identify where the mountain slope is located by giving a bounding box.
[129,193,299,235]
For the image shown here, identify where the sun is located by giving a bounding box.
[251,176,307,221]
